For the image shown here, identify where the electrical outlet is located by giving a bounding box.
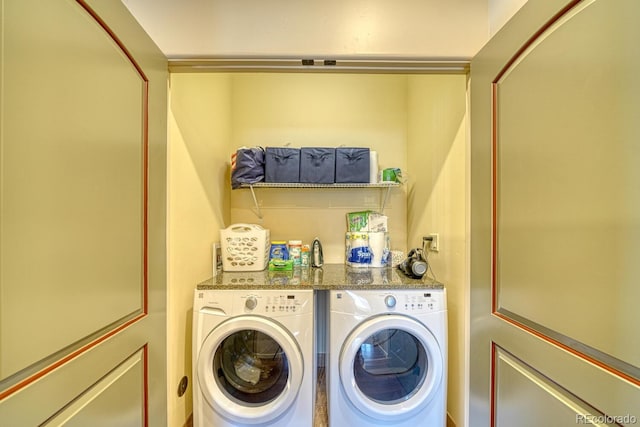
[427,233,439,252]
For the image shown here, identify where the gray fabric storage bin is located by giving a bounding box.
[231,147,265,189]
[300,147,335,184]
[335,147,370,183]
[265,147,300,183]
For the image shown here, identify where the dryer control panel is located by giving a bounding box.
[397,292,442,313]
[331,289,446,314]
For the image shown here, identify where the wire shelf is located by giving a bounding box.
[238,182,401,218]
[239,182,400,189]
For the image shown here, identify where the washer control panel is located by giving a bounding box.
[241,292,310,314]
[196,289,313,316]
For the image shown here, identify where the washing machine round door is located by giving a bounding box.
[197,315,304,424]
[339,314,443,421]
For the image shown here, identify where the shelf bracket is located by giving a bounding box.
[380,185,392,213]
[248,185,263,219]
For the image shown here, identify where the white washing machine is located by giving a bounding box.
[193,288,315,427]
[327,289,447,427]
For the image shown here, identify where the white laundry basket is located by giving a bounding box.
[220,224,270,271]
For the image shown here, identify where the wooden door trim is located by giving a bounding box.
[490,0,581,316]
[489,342,614,427]
[491,0,581,84]
[77,0,149,81]
[492,311,640,386]
[0,313,147,401]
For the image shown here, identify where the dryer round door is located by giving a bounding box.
[339,314,443,421]
[197,315,304,424]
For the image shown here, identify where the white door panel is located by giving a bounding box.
[43,350,145,427]
[494,0,640,369]
[470,0,640,425]
[0,0,145,380]
[0,0,167,424]
[494,348,609,427]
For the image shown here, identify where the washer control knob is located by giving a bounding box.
[384,295,397,308]
[245,296,257,310]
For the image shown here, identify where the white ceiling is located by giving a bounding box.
[120,0,513,60]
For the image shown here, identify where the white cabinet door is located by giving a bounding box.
[470,0,640,425]
[0,0,167,425]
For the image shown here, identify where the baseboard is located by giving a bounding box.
[447,412,457,427]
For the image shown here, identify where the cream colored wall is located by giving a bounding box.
[122,0,489,59]
[229,73,408,260]
[167,73,232,427]
[406,75,468,426]
[168,72,468,427]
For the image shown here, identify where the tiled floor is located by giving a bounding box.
[314,366,328,427]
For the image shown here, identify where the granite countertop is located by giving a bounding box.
[196,263,444,290]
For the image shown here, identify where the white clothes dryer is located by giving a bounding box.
[327,289,447,427]
[193,288,315,427]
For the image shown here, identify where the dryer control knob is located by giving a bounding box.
[384,295,397,308]
[245,296,258,310]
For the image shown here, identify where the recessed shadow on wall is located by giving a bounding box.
[406,74,468,245]
[169,74,233,229]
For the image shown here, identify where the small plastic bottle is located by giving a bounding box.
[288,240,302,266]
[301,244,310,267]
[270,241,289,260]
